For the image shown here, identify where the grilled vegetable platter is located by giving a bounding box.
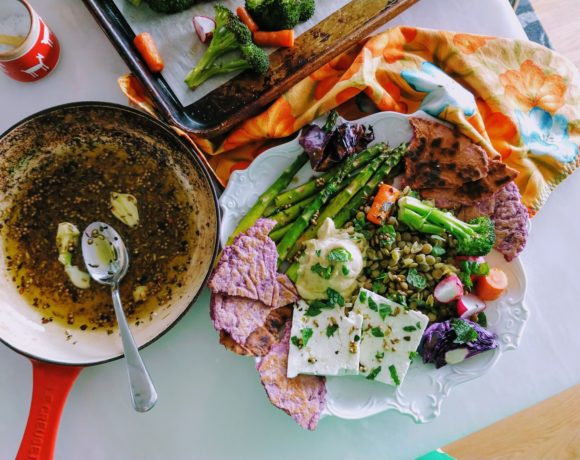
[212,110,529,429]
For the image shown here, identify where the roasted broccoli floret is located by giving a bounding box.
[397,196,496,256]
[245,0,316,31]
[145,0,196,14]
[185,5,269,89]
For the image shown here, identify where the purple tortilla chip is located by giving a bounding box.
[257,324,326,430]
[276,273,299,307]
[210,293,274,346]
[492,182,529,261]
[209,218,281,307]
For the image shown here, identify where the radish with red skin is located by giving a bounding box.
[434,275,463,304]
[457,293,487,318]
[193,16,215,44]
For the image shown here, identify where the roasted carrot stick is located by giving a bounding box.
[236,6,259,33]
[475,268,508,301]
[367,184,400,225]
[253,29,295,48]
[133,32,164,73]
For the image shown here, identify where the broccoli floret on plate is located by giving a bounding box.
[145,0,196,14]
[397,196,496,257]
[184,5,269,89]
[245,0,316,31]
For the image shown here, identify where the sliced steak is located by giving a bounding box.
[257,324,326,430]
[421,160,518,206]
[405,117,489,190]
[209,218,280,307]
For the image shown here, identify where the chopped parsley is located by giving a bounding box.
[327,287,345,307]
[326,324,339,337]
[402,325,417,332]
[377,224,396,246]
[366,366,382,380]
[302,327,313,347]
[407,268,427,290]
[341,264,350,276]
[305,300,334,317]
[378,303,392,321]
[375,351,385,361]
[370,327,384,338]
[388,292,407,308]
[359,290,367,302]
[431,246,446,257]
[388,365,401,386]
[452,318,478,344]
[409,351,418,361]
[476,312,488,328]
[315,249,322,257]
[353,216,370,238]
[354,334,360,342]
[372,280,383,293]
[327,247,352,263]
[290,336,301,348]
[368,296,378,312]
[311,263,332,280]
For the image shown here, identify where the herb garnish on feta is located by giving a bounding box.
[354,288,429,386]
[287,300,363,378]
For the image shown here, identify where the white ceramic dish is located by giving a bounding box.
[219,111,529,423]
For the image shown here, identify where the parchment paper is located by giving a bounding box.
[112,0,351,107]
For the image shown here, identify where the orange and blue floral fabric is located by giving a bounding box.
[119,27,580,215]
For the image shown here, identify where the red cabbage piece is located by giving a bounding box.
[419,319,498,369]
[298,124,333,170]
[299,120,374,172]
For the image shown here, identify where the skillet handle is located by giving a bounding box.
[16,360,82,460]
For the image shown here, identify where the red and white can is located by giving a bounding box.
[0,0,60,82]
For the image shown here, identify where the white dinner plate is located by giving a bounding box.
[219,111,529,423]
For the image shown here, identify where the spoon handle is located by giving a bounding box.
[111,286,158,412]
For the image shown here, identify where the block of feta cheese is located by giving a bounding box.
[353,288,429,386]
[287,300,363,378]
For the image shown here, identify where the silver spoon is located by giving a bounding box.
[81,221,158,412]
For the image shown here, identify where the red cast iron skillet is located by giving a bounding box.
[0,102,220,460]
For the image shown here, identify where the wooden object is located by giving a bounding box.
[190,0,419,136]
[83,0,419,137]
[444,384,580,459]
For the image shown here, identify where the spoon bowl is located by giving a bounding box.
[82,221,158,413]
[82,222,129,286]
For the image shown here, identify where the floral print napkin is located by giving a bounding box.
[119,27,580,215]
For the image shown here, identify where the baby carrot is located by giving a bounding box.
[253,29,295,48]
[475,268,508,301]
[236,6,259,33]
[367,184,400,225]
[133,32,164,73]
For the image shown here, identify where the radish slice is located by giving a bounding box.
[457,293,487,318]
[445,348,469,365]
[193,16,215,44]
[434,275,463,303]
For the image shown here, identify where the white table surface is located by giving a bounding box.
[1,1,579,459]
